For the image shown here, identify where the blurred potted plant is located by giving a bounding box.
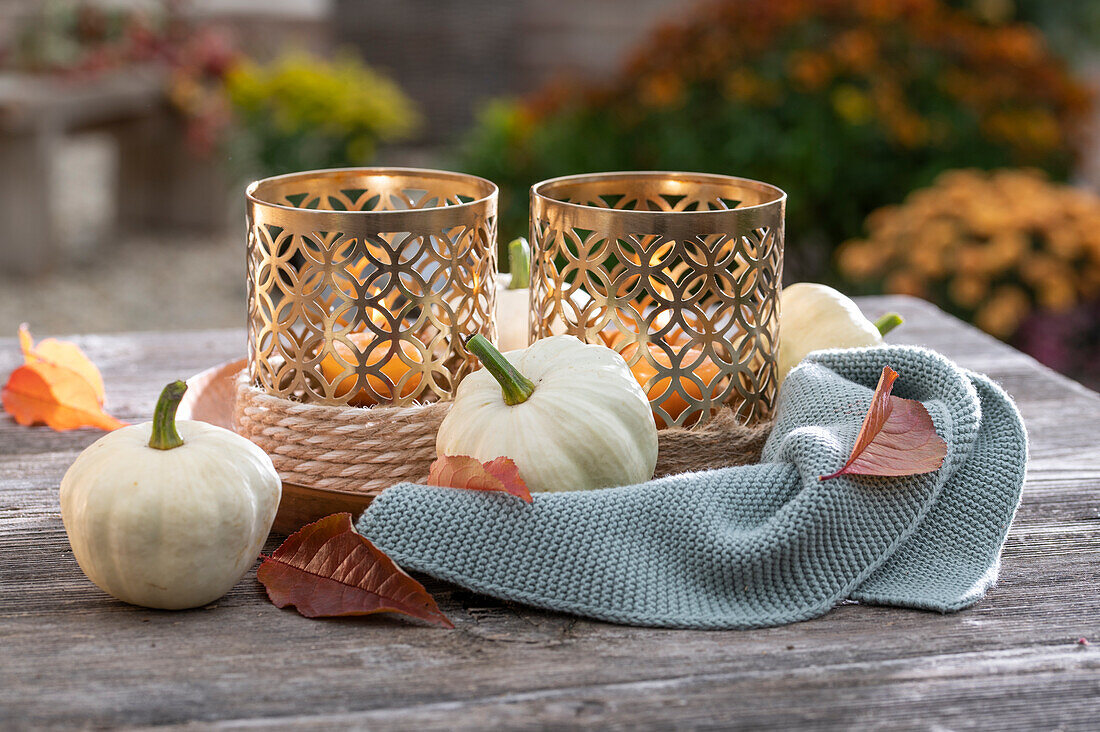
[221,52,419,180]
[837,168,1100,385]
[166,48,419,227]
[4,0,173,76]
[459,0,1091,279]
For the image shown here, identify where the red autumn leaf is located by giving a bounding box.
[820,365,947,481]
[257,513,453,628]
[428,455,533,503]
[3,326,126,432]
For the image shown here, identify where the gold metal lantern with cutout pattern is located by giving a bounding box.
[245,167,498,406]
[530,171,784,428]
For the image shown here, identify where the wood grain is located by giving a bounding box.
[1,296,1097,730]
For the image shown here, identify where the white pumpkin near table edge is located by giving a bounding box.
[778,282,902,384]
[60,381,281,610]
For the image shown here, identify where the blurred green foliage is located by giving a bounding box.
[458,0,1092,279]
[224,52,419,179]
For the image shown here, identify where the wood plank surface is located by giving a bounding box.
[1,296,1097,730]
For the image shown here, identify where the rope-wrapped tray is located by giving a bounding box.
[181,360,773,532]
[233,375,449,494]
[233,373,773,491]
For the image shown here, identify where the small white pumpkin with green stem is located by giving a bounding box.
[437,334,658,492]
[778,282,904,384]
[60,381,281,610]
[494,236,591,350]
[494,237,532,352]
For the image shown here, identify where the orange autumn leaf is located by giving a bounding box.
[428,455,533,503]
[820,366,947,481]
[2,326,125,432]
[257,513,453,627]
[18,324,105,402]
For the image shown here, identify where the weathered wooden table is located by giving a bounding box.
[1,296,1097,730]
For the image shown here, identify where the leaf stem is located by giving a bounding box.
[507,237,531,290]
[874,312,903,336]
[148,380,187,450]
[463,334,534,405]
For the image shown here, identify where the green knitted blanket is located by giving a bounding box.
[356,346,1027,629]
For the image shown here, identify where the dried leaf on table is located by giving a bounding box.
[257,513,453,628]
[428,455,533,503]
[19,324,106,401]
[2,326,125,431]
[820,365,947,481]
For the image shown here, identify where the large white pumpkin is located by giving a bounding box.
[437,335,658,492]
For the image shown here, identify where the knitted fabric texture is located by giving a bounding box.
[356,347,1027,629]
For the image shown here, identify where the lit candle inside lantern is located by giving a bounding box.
[319,335,424,406]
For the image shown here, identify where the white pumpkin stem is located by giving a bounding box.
[149,381,187,450]
[463,334,535,405]
[506,237,530,290]
[874,313,903,336]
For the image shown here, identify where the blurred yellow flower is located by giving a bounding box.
[957,245,992,276]
[836,241,886,279]
[832,85,873,126]
[917,219,958,252]
[640,72,685,109]
[992,26,1043,65]
[723,69,778,105]
[831,29,877,73]
[985,231,1028,273]
[908,241,946,278]
[975,286,1030,338]
[949,275,989,308]
[1037,275,1076,311]
[1046,228,1081,260]
[841,168,1100,340]
[889,113,930,148]
[885,271,925,298]
[983,109,1062,152]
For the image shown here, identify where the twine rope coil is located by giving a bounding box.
[654,410,773,478]
[234,372,773,495]
[234,375,448,493]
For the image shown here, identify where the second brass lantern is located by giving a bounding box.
[530,171,785,428]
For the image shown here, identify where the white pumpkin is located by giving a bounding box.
[60,381,281,610]
[495,237,532,352]
[437,334,658,492]
[493,237,593,352]
[495,273,530,352]
[779,282,902,383]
